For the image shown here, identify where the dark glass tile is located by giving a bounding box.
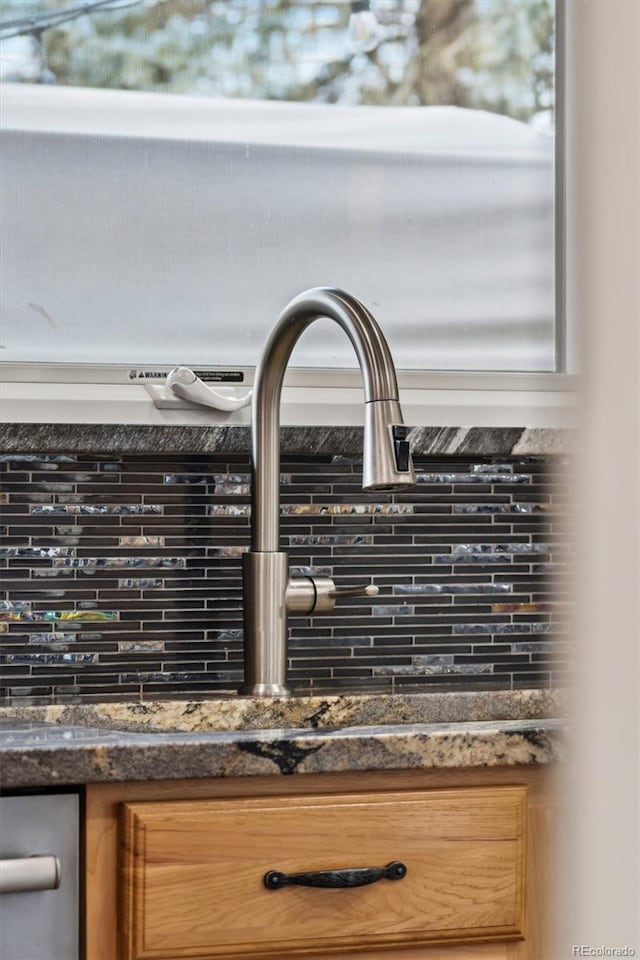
[358,644,419,658]
[307,677,393,693]
[332,666,379,677]
[0,686,55,700]
[290,635,372,649]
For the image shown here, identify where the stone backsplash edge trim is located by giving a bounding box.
[0,424,573,456]
[0,688,568,733]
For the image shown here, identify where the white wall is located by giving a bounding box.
[561,0,640,950]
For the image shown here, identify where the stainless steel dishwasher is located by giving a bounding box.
[0,793,79,960]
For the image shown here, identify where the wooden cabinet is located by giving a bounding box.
[85,766,558,960]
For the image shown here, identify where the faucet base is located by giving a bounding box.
[240,551,291,697]
[237,682,292,698]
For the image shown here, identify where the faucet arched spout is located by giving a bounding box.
[240,287,415,696]
[251,287,415,553]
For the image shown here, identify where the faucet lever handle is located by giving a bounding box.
[287,578,378,617]
[329,584,379,599]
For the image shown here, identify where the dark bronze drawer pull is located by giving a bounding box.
[264,860,407,890]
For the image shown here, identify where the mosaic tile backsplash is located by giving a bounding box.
[0,453,571,703]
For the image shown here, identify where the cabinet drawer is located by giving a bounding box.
[120,785,526,960]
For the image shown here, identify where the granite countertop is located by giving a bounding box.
[0,690,567,788]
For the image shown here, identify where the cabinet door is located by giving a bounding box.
[120,785,526,960]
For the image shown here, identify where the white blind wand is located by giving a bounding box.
[165,367,252,411]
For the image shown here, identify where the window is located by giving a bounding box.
[0,0,562,381]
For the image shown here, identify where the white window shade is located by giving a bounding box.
[0,84,555,372]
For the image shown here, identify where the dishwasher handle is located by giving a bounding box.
[0,855,61,894]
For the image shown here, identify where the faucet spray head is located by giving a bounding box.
[362,399,416,491]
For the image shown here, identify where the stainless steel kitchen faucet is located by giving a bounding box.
[239,288,416,696]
